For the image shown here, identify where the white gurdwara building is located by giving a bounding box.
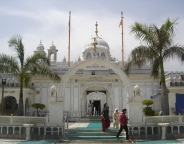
[1,24,184,124]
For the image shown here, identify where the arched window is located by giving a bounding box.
[86,53,91,60]
[101,53,106,60]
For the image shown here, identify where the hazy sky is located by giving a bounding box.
[0,0,184,71]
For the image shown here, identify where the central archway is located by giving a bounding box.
[58,57,133,101]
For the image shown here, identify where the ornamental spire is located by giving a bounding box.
[95,21,98,36]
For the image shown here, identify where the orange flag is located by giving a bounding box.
[119,20,122,27]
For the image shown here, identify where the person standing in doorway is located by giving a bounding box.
[88,100,92,116]
[113,108,120,129]
[92,102,94,116]
[116,109,129,140]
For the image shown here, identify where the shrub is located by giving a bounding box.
[142,99,154,116]
[31,103,46,116]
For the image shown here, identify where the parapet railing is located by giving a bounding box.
[0,115,48,125]
[143,115,184,140]
[144,115,184,124]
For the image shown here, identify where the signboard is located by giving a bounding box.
[150,94,158,99]
[171,108,175,112]
[2,78,6,85]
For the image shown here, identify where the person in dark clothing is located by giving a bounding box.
[116,109,129,140]
[92,102,94,116]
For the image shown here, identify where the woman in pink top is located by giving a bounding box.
[116,109,129,140]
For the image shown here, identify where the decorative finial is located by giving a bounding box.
[95,22,98,36]
[40,40,42,44]
[92,38,97,52]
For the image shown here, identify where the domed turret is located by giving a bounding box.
[49,42,56,50]
[36,40,44,51]
[84,36,109,50]
[134,84,140,92]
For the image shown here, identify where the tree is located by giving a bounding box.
[31,103,46,116]
[124,18,184,115]
[0,35,61,116]
[142,100,155,116]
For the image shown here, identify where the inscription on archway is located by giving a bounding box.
[81,83,112,94]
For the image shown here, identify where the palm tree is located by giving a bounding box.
[0,35,61,116]
[124,18,184,115]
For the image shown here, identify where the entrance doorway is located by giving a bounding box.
[93,100,101,116]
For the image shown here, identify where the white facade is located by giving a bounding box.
[0,28,183,124]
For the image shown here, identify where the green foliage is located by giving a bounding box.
[154,111,160,116]
[142,100,153,107]
[31,103,46,116]
[143,107,155,116]
[142,99,154,116]
[0,34,61,116]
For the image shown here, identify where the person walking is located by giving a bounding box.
[113,108,120,129]
[116,109,129,140]
[101,106,110,132]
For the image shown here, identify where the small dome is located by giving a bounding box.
[134,84,140,92]
[36,41,44,51]
[84,36,109,51]
[178,77,181,81]
[51,85,56,92]
[7,78,10,83]
[50,42,56,50]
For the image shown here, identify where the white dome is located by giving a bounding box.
[36,41,44,51]
[49,42,56,50]
[84,36,109,51]
[134,84,140,92]
[51,85,56,92]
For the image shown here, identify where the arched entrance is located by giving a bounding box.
[58,58,133,116]
[2,96,18,115]
[81,84,112,117]
[87,92,106,116]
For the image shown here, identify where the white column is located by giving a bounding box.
[25,127,31,140]
[138,127,140,135]
[38,127,40,135]
[19,127,21,135]
[171,126,173,134]
[51,127,53,135]
[7,126,9,134]
[0,126,2,134]
[13,127,15,134]
[178,126,180,134]
[160,126,167,140]
[151,126,154,134]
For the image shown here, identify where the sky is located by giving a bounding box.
[0,0,184,71]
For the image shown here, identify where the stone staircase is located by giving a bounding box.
[56,121,135,143]
[77,116,102,122]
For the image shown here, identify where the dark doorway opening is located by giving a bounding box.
[93,100,101,116]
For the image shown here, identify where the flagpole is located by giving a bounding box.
[68,11,71,67]
[121,11,124,67]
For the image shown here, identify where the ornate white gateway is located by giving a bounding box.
[87,92,106,112]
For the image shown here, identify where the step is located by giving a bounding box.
[57,139,134,143]
[64,136,126,140]
[66,131,120,136]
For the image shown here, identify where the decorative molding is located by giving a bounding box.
[80,82,112,94]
